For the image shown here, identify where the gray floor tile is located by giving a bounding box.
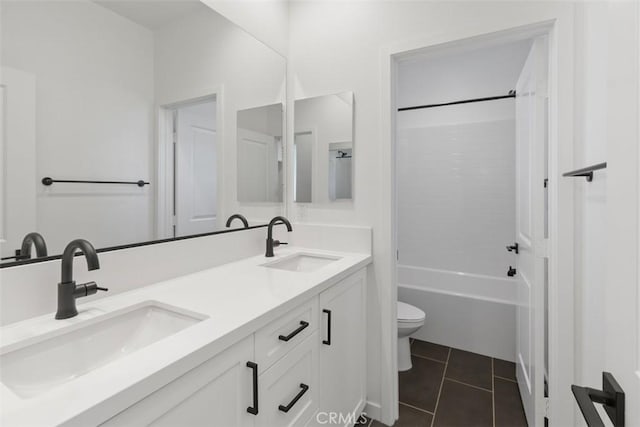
[399,355,446,412]
[493,358,517,381]
[445,348,493,390]
[371,404,433,427]
[412,340,450,362]
[433,380,493,427]
[494,378,527,427]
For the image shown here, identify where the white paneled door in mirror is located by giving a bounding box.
[0,0,285,265]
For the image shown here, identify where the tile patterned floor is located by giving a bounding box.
[364,339,528,427]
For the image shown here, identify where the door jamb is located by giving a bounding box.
[381,20,575,427]
[156,89,223,239]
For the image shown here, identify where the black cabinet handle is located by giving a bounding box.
[279,321,309,342]
[572,372,625,427]
[246,361,258,415]
[278,383,309,413]
[322,309,332,345]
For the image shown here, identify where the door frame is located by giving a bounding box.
[381,19,576,427]
[156,88,223,239]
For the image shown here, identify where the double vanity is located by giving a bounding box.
[0,246,371,426]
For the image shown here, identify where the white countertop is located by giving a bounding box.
[0,247,371,427]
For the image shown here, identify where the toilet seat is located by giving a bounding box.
[397,301,425,322]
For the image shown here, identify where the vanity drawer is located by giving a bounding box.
[258,331,319,427]
[255,297,318,370]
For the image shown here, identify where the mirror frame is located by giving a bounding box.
[0,224,269,269]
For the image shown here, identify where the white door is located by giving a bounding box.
[175,100,217,237]
[0,67,37,259]
[237,128,275,203]
[602,2,640,426]
[515,38,547,427]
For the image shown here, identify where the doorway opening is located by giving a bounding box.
[158,95,218,239]
[393,34,550,427]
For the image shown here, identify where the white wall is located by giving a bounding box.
[154,6,286,225]
[201,0,289,56]
[1,0,155,255]
[287,2,577,424]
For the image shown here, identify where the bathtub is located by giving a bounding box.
[398,264,517,362]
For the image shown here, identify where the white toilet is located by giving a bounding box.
[397,301,426,371]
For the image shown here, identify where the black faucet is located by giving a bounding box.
[226,213,249,229]
[55,239,108,319]
[265,216,292,257]
[20,232,48,259]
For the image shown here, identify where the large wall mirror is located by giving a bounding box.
[293,92,354,203]
[0,0,285,265]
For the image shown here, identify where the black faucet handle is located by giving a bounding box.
[79,281,109,296]
[273,240,288,248]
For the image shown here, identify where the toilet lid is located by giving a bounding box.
[397,301,425,321]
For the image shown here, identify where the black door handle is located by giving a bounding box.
[278,383,309,413]
[506,242,519,254]
[322,309,332,345]
[572,372,625,427]
[279,321,309,342]
[507,266,517,277]
[246,361,258,415]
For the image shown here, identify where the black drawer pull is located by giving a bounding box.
[322,309,332,345]
[246,361,258,415]
[278,383,309,413]
[278,321,309,342]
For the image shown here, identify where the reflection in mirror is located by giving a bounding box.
[237,104,284,203]
[0,0,285,264]
[293,92,354,203]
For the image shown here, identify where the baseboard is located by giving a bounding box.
[364,401,382,424]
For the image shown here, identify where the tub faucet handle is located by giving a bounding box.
[507,266,517,277]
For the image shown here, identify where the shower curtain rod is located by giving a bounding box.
[398,90,516,112]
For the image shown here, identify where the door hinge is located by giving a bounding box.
[544,178,548,188]
[544,397,550,418]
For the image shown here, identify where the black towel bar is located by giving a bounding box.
[42,177,149,187]
[562,162,607,182]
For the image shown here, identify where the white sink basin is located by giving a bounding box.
[263,253,341,272]
[0,301,206,398]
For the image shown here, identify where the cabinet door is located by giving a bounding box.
[102,337,256,427]
[317,269,366,425]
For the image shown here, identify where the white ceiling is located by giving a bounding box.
[93,0,207,30]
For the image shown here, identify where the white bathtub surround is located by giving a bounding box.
[0,246,371,426]
[398,265,517,361]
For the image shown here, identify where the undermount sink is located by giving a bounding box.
[262,253,341,272]
[0,301,206,398]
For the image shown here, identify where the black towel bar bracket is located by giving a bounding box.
[572,372,625,427]
[562,162,607,182]
[42,177,150,187]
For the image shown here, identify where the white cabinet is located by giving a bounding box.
[317,269,366,426]
[258,332,319,427]
[100,268,366,427]
[101,336,255,427]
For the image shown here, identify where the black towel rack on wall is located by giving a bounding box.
[562,162,607,182]
[41,177,150,187]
